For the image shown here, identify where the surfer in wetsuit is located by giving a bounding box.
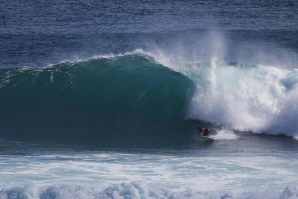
[194,127,210,137]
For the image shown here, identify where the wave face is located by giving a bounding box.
[0,53,196,147]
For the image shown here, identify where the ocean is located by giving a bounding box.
[1,0,298,198]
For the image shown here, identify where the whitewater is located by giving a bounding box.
[0,136,298,199]
[133,49,298,137]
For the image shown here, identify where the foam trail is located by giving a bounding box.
[211,129,239,140]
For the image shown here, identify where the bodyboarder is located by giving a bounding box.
[194,127,210,137]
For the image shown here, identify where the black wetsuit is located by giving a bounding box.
[202,129,210,136]
[198,127,210,136]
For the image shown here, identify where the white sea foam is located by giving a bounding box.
[211,129,239,140]
[148,46,298,137]
[140,28,298,137]
[1,152,298,196]
[0,181,297,199]
[189,63,298,137]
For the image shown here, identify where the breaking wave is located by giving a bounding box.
[1,50,298,148]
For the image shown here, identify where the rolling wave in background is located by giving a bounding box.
[1,49,298,148]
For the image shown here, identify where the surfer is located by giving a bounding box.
[194,127,210,137]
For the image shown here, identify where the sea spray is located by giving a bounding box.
[186,63,296,136]
[151,48,298,136]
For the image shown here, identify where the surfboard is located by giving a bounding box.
[202,136,214,142]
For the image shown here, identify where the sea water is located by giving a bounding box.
[1,0,298,198]
[1,134,298,198]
